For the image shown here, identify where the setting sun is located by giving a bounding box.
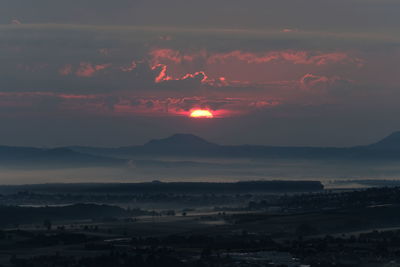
[190,109,214,118]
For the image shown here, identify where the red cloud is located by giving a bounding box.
[150,48,361,67]
[120,61,137,72]
[114,96,280,118]
[152,64,172,83]
[10,19,22,25]
[59,64,72,76]
[152,64,208,84]
[208,50,353,66]
[282,28,298,33]
[58,94,99,100]
[0,91,280,118]
[300,73,353,92]
[148,48,363,86]
[75,62,111,77]
[181,71,208,82]
[300,73,330,89]
[59,63,112,77]
[149,48,200,65]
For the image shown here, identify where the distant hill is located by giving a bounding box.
[142,133,219,156]
[68,133,221,158]
[68,132,400,160]
[367,131,400,150]
[0,146,123,167]
[2,132,400,166]
[145,133,218,150]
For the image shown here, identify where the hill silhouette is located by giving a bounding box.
[367,131,400,150]
[0,146,122,167]
[66,131,400,160]
[3,132,400,165]
[145,133,218,148]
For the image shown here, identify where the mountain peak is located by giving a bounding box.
[145,133,217,148]
[368,131,400,150]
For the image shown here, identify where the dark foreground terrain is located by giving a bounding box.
[1,182,400,266]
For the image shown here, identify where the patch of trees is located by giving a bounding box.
[0,204,152,227]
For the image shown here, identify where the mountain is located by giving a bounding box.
[68,133,221,158]
[3,132,400,166]
[145,133,218,149]
[0,146,123,167]
[69,132,400,160]
[367,131,400,150]
[143,133,219,155]
[76,136,341,159]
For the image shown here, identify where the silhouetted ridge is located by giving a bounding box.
[0,181,324,194]
[145,134,218,148]
[68,132,400,159]
[5,132,400,164]
[368,131,400,150]
[0,145,123,166]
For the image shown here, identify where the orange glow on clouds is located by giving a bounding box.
[190,109,214,118]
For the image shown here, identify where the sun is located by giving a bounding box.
[190,109,214,118]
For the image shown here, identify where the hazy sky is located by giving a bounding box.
[1,0,400,147]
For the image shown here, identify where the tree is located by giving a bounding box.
[0,230,5,239]
[296,223,318,236]
[43,219,52,231]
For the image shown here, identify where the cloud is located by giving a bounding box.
[300,73,354,93]
[152,63,208,84]
[1,0,400,33]
[120,61,137,72]
[75,62,112,77]
[10,18,22,25]
[0,3,399,146]
[300,74,331,91]
[0,24,396,124]
[281,28,298,33]
[150,48,199,65]
[0,90,281,119]
[207,50,356,66]
[149,48,363,70]
[118,96,281,118]
[59,64,72,76]
[152,64,170,83]
[145,47,365,93]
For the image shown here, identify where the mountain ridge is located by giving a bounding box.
[366,131,400,150]
[0,146,123,167]
[2,131,400,165]
[65,131,400,160]
[144,133,218,148]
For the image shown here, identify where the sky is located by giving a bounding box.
[0,0,400,147]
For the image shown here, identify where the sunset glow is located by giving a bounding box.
[190,109,214,118]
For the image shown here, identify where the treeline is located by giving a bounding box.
[248,186,400,211]
[0,204,151,227]
[0,191,252,207]
[0,180,323,194]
